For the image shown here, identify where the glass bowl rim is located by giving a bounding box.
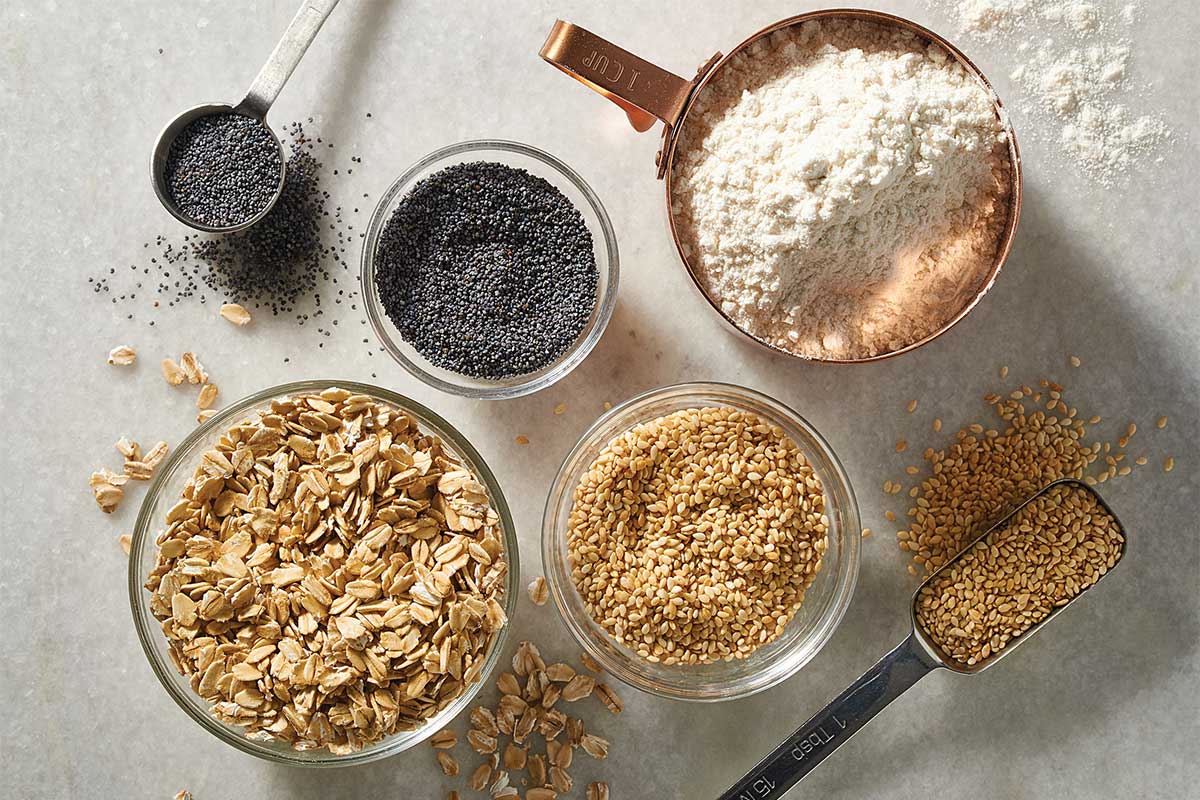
[360,138,620,400]
[127,378,520,766]
[540,380,861,701]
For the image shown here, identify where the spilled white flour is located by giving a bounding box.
[931,0,1172,184]
[671,19,1011,361]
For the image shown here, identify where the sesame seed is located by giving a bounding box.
[906,399,918,413]
[1164,456,1175,472]
[553,403,567,415]
[515,435,530,445]
[933,418,942,432]
[1156,415,1168,429]
[999,365,1009,379]
[895,440,908,452]
[1069,355,1081,367]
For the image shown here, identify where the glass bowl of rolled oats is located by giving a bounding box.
[542,382,860,701]
[128,380,519,765]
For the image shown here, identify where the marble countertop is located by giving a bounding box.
[2,1,1196,798]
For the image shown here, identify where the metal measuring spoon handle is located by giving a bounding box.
[720,635,938,800]
[237,0,341,119]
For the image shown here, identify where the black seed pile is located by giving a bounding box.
[91,120,373,353]
[165,112,283,228]
[374,161,598,380]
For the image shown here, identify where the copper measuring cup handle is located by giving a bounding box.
[719,636,939,800]
[539,20,698,133]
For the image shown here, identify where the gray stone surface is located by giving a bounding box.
[1,1,1196,798]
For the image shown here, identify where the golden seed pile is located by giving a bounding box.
[434,640,620,799]
[915,482,1124,667]
[145,388,509,753]
[567,406,828,665]
[892,380,1154,574]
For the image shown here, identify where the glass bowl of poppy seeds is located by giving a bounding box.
[361,140,619,399]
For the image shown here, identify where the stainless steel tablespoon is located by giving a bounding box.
[150,0,341,232]
[720,479,1127,800]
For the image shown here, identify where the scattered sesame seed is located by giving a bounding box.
[933,418,942,432]
[553,403,567,415]
[1069,355,1081,367]
[999,365,1008,379]
[1164,456,1175,473]
[895,440,908,452]
[1156,415,1168,429]
[885,510,896,522]
[906,399,918,413]
[1135,457,1147,466]
[515,435,530,445]
[861,528,872,538]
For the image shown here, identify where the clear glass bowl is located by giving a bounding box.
[542,382,860,702]
[361,140,619,399]
[128,380,520,767]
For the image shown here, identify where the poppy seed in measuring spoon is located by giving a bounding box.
[149,0,342,232]
[155,107,285,231]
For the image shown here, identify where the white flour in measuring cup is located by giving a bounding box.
[671,18,1012,360]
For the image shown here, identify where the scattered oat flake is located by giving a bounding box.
[1070,355,1081,367]
[107,345,136,366]
[219,302,252,326]
[115,437,139,459]
[553,403,567,415]
[515,435,530,445]
[119,534,132,554]
[174,792,192,800]
[180,351,206,384]
[196,409,216,424]
[197,383,218,410]
[528,575,549,606]
[90,469,127,514]
[161,358,185,386]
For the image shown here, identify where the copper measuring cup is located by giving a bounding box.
[540,10,1024,364]
[719,479,1127,799]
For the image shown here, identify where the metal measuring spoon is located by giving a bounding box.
[720,479,1126,800]
[150,0,341,232]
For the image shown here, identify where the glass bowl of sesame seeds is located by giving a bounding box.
[541,382,861,702]
[128,380,520,766]
[361,139,619,399]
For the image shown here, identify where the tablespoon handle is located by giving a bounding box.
[719,635,937,800]
[238,0,341,118]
